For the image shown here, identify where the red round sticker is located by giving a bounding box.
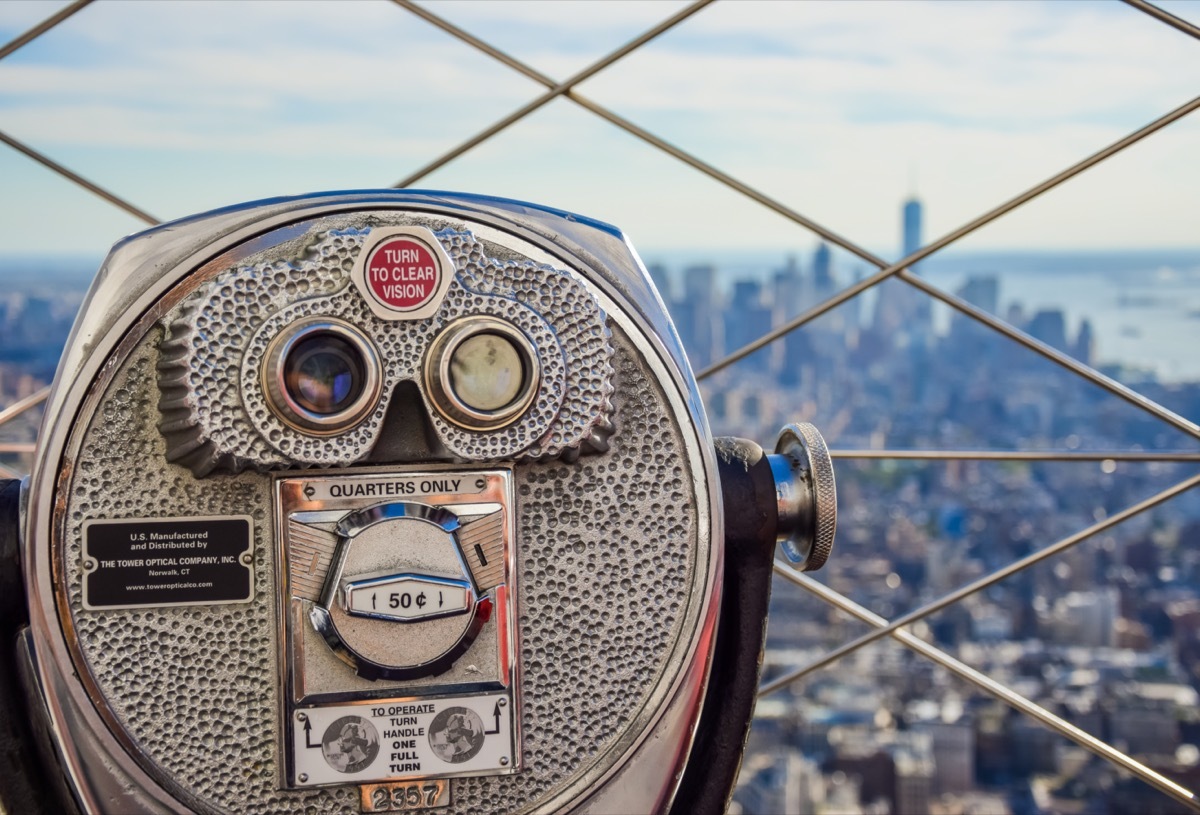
[364,237,441,310]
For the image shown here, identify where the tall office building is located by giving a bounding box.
[769,255,815,386]
[771,254,804,317]
[674,264,722,368]
[812,242,834,294]
[1073,318,1095,366]
[873,197,932,341]
[948,274,1000,350]
[809,242,847,337]
[956,274,999,316]
[902,197,923,267]
[903,197,932,334]
[1028,309,1069,354]
[725,280,774,373]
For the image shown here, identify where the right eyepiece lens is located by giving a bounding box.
[284,333,365,415]
[449,333,525,412]
[426,317,540,431]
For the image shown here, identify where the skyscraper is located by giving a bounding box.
[1028,309,1069,353]
[812,243,834,294]
[948,274,1001,360]
[904,197,932,335]
[674,264,721,367]
[772,254,804,317]
[873,197,932,341]
[646,262,673,304]
[1073,318,1095,366]
[725,279,773,373]
[956,275,999,316]
[902,197,923,266]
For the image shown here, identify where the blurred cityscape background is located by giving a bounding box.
[3,1,1200,813]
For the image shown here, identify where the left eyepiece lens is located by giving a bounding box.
[264,319,381,434]
[285,333,364,415]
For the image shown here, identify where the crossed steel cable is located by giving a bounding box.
[2,0,1199,807]
[764,474,1200,693]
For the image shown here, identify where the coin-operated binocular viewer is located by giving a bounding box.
[0,192,835,815]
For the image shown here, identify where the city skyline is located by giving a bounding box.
[643,200,1200,813]
[3,192,1200,386]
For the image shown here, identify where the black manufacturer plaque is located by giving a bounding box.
[82,516,254,610]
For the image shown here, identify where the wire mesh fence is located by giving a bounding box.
[2,0,1199,810]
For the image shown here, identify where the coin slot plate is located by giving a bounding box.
[274,468,520,789]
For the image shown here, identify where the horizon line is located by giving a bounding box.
[4,244,1200,262]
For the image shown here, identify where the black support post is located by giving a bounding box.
[669,438,779,815]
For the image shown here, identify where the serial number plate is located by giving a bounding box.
[361,780,449,812]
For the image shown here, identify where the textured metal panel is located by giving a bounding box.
[158,227,614,474]
[58,323,697,814]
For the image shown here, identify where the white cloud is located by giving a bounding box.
[0,0,1196,253]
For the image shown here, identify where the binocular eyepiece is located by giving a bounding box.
[1,191,835,815]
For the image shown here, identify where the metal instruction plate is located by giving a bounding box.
[291,693,515,787]
[82,516,254,610]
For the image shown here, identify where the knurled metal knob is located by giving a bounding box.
[768,422,837,571]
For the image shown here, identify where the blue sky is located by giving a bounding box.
[0,0,1197,256]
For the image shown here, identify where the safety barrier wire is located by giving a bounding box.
[0,386,51,474]
[761,473,1200,694]
[0,385,51,428]
[0,130,159,225]
[391,0,717,189]
[1121,0,1200,40]
[391,0,883,274]
[2,0,1199,805]
[772,560,1200,811]
[831,450,1200,462]
[0,0,93,62]
[385,0,1200,442]
[0,2,159,224]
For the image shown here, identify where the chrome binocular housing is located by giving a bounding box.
[4,191,835,815]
